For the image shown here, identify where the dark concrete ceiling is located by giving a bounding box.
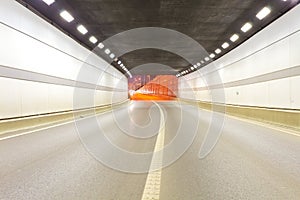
[19,0,299,75]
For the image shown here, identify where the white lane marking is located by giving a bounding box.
[141,102,165,200]
[0,102,132,141]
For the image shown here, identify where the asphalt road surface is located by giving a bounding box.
[0,101,300,200]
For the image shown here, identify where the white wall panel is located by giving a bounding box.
[0,0,123,78]
[289,32,300,67]
[179,4,300,110]
[0,1,128,119]
[0,77,21,118]
[290,76,300,108]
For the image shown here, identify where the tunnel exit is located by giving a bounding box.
[128,75,178,100]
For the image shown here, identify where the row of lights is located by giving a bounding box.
[97,42,132,77]
[177,0,289,78]
[98,42,133,78]
[42,0,98,44]
[41,0,132,78]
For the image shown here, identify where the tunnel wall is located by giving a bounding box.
[179,4,300,110]
[0,0,128,120]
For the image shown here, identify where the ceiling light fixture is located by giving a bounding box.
[256,7,271,20]
[117,61,122,65]
[230,34,239,42]
[241,22,252,32]
[105,48,110,54]
[98,43,104,49]
[205,57,210,61]
[42,0,55,6]
[110,53,115,59]
[222,42,229,49]
[77,25,88,35]
[60,10,74,22]
[197,62,201,67]
[89,36,98,44]
[210,53,215,58]
[215,48,222,54]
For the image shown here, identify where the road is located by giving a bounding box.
[0,101,300,199]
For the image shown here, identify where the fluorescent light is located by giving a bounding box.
[222,42,229,49]
[110,53,115,59]
[193,65,197,68]
[210,53,215,58]
[230,34,239,42]
[120,64,124,67]
[42,0,55,6]
[241,22,252,32]
[77,25,88,35]
[105,49,110,54]
[215,48,222,54]
[256,7,271,20]
[98,43,104,49]
[89,36,98,44]
[191,67,194,70]
[205,57,210,61]
[117,61,122,65]
[60,10,74,22]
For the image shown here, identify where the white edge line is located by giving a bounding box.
[0,101,131,141]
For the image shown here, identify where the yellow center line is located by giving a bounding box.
[141,102,165,200]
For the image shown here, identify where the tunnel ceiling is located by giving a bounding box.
[19,0,298,75]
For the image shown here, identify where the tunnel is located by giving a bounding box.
[0,0,300,199]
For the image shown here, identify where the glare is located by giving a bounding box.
[230,34,239,42]
[241,22,252,32]
[60,10,74,22]
[222,42,229,49]
[89,36,98,44]
[42,0,55,6]
[256,7,271,20]
[77,25,88,35]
